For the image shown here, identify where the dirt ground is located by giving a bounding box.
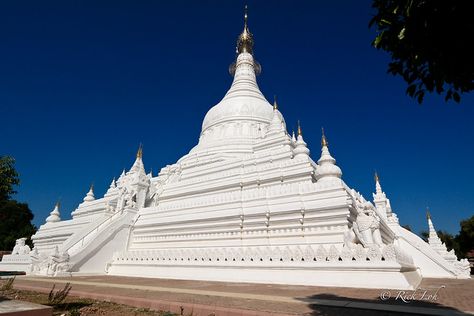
[2,288,177,316]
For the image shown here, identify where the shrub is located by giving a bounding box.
[0,277,15,293]
[47,282,72,305]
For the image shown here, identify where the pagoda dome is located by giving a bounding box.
[200,5,274,135]
[201,50,273,131]
[182,8,282,160]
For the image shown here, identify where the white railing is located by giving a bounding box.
[66,210,126,256]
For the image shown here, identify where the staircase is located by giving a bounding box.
[60,209,137,273]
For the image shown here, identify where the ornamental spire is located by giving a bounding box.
[129,143,147,177]
[321,127,328,147]
[293,121,310,159]
[315,129,342,182]
[83,184,95,202]
[244,5,248,27]
[136,143,143,159]
[266,98,285,135]
[273,95,278,110]
[46,201,61,223]
[427,207,437,237]
[425,209,458,263]
[374,171,382,195]
[237,5,254,55]
[225,5,263,99]
[109,178,116,189]
[373,171,391,219]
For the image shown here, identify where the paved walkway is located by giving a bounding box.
[0,298,52,316]
[12,275,474,316]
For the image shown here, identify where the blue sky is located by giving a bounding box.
[1,1,473,235]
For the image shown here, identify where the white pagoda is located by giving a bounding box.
[1,8,470,289]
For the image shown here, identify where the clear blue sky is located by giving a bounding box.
[1,1,473,235]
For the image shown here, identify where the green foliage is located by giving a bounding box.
[456,215,474,258]
[0,200,37,250]
[370,0,474,103]
[420,230,428,242]
[48,283,72,306]
[437,231,456,252]
[0,155,36,250]
[0,156,20,202]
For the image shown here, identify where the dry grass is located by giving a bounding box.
[2,288,176,316]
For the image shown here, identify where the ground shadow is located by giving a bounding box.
[51,301,93,310]
[0,296,11,303]
[297,293,469,316]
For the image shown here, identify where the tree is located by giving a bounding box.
[456,215,474,258]
[437,231,457,254]
[0,156,20,202]
[401,224,412,231]
[370,0,474,103]
[420,230,428,242]
[0,156,36,250]
[0,200,37,250]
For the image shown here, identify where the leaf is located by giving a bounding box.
[416,91,425,104]
[453,92,461,103]
[373,32,384,48]
[407,84,417,96]
[445,90,453,101]
[398,27,406,40]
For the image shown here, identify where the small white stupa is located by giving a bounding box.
[45,202,61,223]
[292,121,310,159]
[83,184,95,202]
[314,129,342,183]
[426,210,458,263]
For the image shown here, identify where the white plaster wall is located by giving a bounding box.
[108,263,421,290]
[74,227,129,274]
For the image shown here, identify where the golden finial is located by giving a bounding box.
[374,171,379,183]
[297,120,302,136]
[426,207,431,220]
[273,95,278,110]
[136,143,143,159]
[244,4,248,28]
[237,5,254,54]
[321,127,328,147]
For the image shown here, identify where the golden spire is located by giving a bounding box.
[321,127,328,147]
[237,5,254,54]
[297,120,302,136]
[374,171,379,183]
[136,143,143,159]
[244,4,248,28]
[273,95,278,110]
[426,207,431,220]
